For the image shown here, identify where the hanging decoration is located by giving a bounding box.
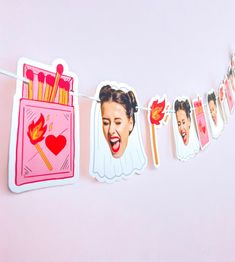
[0,51,234,189]
[8,58,79,193]
[206,89,224,139]
[148,95,170,168]
[219,82,230,123]
[172,97,200,161]
[192,96,210,150]
[89,81,147,183]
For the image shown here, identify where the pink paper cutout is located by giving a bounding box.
[193,97,210,150]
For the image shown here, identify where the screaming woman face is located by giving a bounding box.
[101,101,134,158]
[176,109,191,145]
[208,100,217,126]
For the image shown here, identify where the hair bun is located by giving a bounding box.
[184,99,191,114]
[99,85,112,101]
[127,91,138,113]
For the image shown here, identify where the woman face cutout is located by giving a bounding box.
[208,100,217,126]
[176,109,191,145]
[101,101,133,158]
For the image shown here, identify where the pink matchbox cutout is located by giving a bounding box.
[8,58,79,193]
[16,100,74,186]
[193,97,210,150]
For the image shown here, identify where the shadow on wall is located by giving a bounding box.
[0,78,17,194]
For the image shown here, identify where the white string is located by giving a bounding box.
[69,91,100,102]
[69,91,214,114]
[0,68,29,84]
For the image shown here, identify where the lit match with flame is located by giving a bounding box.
[149,98,166,168]
[27,114,53,171]
[50,64,64,103]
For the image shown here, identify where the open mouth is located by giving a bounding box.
[212,116,217,125]
[109,136,120,153]
[181,131,187,144]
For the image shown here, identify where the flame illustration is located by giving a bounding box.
[150,99,166,125]
[27,114,47,145]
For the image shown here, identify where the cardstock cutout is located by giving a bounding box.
[206,89,224,139]
[218,83,230,123]
[173,97,200,161]
[192,96,210,150]
[8,58,79,193]
[228,67,235,102]
[89,81,147,183]
[148,95,171,168]
[224,76,235,113]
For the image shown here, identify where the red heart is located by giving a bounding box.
[201,126,206,134]
[45,135,66,155]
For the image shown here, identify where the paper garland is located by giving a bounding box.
[1,52,234,190]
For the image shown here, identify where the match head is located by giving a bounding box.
[38,72,45,82]
[64,81,70,91]
[26,69,34,81]
[46,75,55,86]
[59,78,65,88]
[56,64,64,75]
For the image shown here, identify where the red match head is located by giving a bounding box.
[26,69,34,81]
[38,72,45,82]
[56,64,64,75]
[59,78,65,87]
[46,75,55,86]
[64,81,70,91]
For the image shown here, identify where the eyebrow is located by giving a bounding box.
[102,117,122,120]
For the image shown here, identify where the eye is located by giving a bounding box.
[115,121,122,125]
[102,120,109,126]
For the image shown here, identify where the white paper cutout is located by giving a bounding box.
[218,83,230,123]
[8,58,80,193]
[228,67,235,102]
[206,89,224,139]
[173,97,200,161]
[224,76,235,114]
[89,81,147,183]
[148,95,170,168]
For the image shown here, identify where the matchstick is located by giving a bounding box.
[26,69,34,99]
[34,143,53,170]
[64,81,70,105]
[27,114,53,171]
[151,124,159,166]
[44,75,54,102]
[37,72,45,101]
[58,78,64,104]
[49,64,64,103]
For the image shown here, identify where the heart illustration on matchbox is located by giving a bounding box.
[45,135,67,155]
[201,126,206,134]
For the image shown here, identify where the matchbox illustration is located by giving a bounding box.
[8,58,79,193]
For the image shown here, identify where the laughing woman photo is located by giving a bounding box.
[207,90,224,139]
[89,82,147,183]
[99,85,137,158]
[173,98,200,161]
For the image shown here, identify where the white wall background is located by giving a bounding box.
[1,0,235,261]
